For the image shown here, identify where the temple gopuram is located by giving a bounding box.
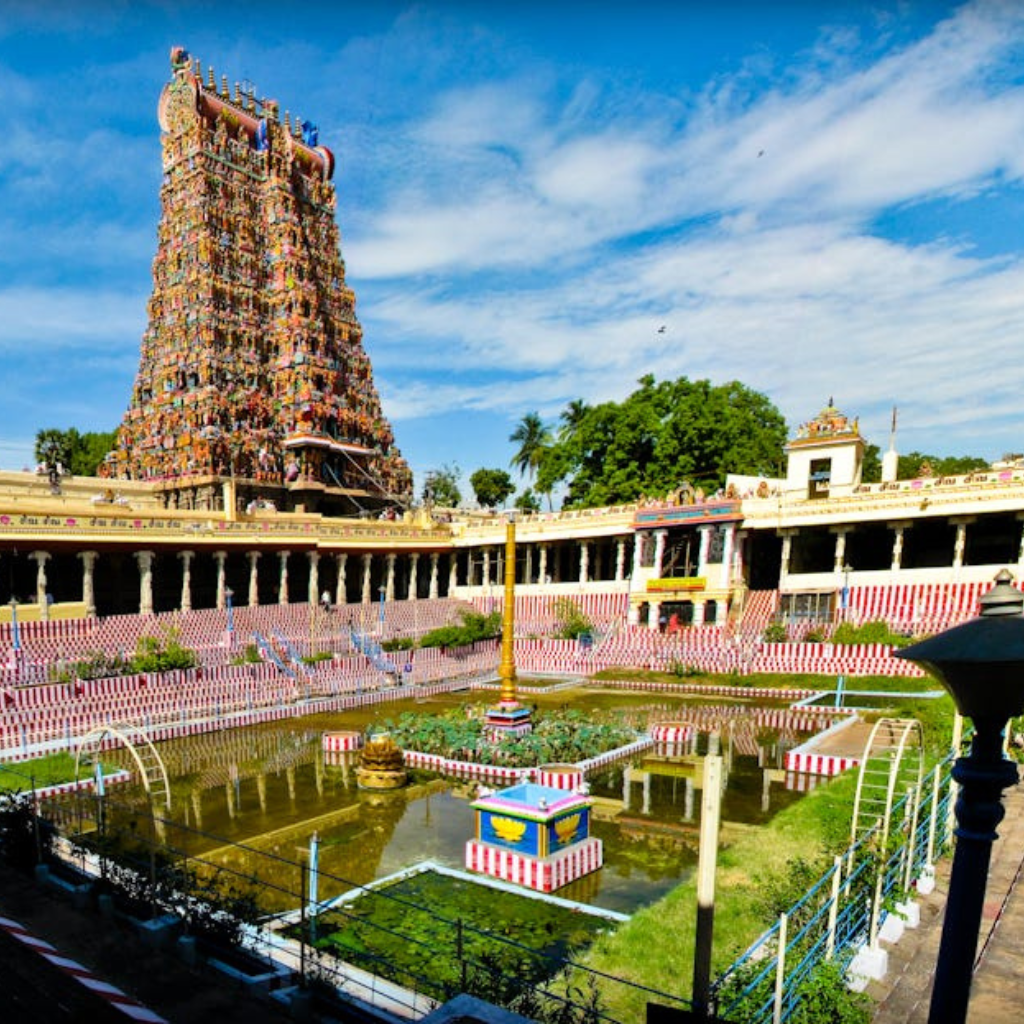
[101,47,412,516]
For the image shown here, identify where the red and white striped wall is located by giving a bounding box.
[465,836,603,893]
[783,751,860,776]
[322,731,362,753]
[537,765,584,790]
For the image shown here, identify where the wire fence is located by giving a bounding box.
[0,768,692,1024]
[713,751,956,1022]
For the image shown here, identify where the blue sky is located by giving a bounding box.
[3,1,1024,500]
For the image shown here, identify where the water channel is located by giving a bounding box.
[84,686,830,917]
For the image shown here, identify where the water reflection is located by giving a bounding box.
[88,689,826,915]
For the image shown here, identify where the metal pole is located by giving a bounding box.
[927,717,1019,1024]
[773,912,788,1024]
[825,855,842,960]
[692,733,723,1016]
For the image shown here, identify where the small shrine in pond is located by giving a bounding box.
[465,782,603,893]
[102,46,411,516]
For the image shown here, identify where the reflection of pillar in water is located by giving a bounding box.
[642,771,651,815]
[621,766,632,810]
[225,779,236,818]
[726,728,734,772]
[257,773,267,812]
[191,788,203,830]
[684,778,694,822]
[340,752,350,787]
[287,765,296,802]
[762,768,771,813]
[689,731,699,756]
[315,751,324,797]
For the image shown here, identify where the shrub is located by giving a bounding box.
[420,610,501,649]
[551,597,594,640]
[763,620,788,643]
[131,629,198,673]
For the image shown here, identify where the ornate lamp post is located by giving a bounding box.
[895,569,1024,1024]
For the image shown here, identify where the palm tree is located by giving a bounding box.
[559,399,590,439]
[509,412,551,484]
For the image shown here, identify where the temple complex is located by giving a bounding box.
[101,47,411,516]
[2,51,1024,679]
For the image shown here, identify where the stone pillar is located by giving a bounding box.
[335,553,348,607]
[247,551,260,607]
[579,542,590,584]
[953,521,968,570]
[653,530,667,577]
[615,538,626,581]
[278,550,290,604]
[632,533,645,579]
[29,551,50,620]
[361,553,372,603]
[482,548,491,588]
[448,552,458,593]
[832,529,849,574]
[214,550,228,610]
[692,599,706,626]
[79,550,98,618]
[385,553,396,602]
[719,525,735,590]
[648,598,661,631]
[779,532,793,586]
[697,527,712,577]
[178,550,194,612]
[135,550,155,616]
[429,553,439,599]
[308,551,320,605]
[408,553,419,600]
[891,525,906,572]
[538,544,549,585]
[525,544,534,585]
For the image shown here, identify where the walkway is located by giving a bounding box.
[870,778,1024,1022]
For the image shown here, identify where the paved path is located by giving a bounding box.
[870,778,1024,1023]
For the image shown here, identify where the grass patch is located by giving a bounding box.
[294,869,612,1005]
[572,772,860,1020]
[0,753,97,792]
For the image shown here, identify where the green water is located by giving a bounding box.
[88,689,816,916]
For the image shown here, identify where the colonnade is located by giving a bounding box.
[14,536,637,618]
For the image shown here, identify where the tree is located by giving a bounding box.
[422,464,462,507]
[538,375,788,508]
[469,468,515,509]
[509,412,552,484]
[897,451,988,479]
[33,427,116,477]
[514,489,541,513]
[34,429,74,472]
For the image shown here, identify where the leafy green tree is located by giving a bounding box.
[897,451,988,479]
[422,464,461,507]
[545,375,787,508]
[33,427,115,477]
[860,443,881,483]
[469,467,515,508]
[514,489,541,513]
[509,412,552,484]
[73,430,117,476]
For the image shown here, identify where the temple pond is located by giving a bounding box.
[78,687,830,916]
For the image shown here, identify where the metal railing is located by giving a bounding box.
[713,752,955,1022]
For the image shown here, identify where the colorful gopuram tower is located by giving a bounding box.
[102,47,412,515]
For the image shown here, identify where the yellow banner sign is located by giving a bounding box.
[647,577,706,592]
